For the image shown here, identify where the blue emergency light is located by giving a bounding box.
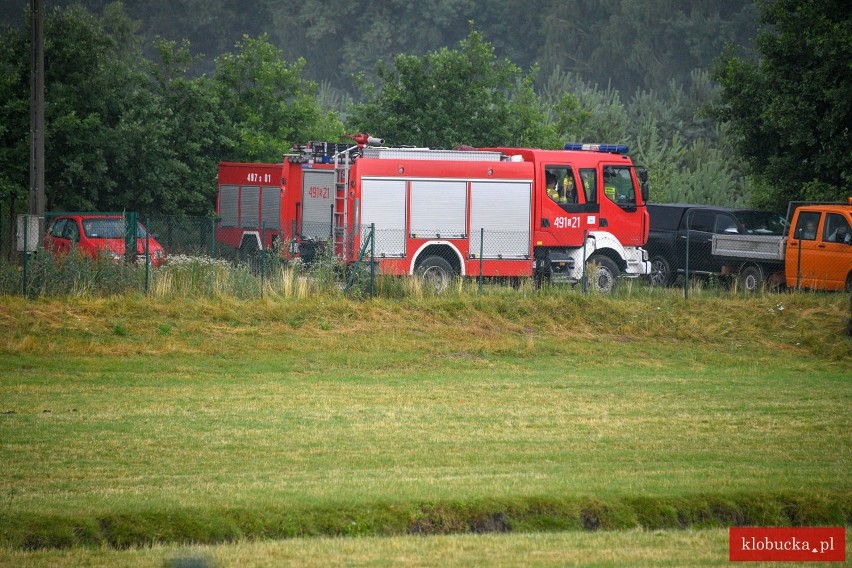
[564,143,629,154]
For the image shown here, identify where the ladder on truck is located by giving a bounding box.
[332,146,358,259]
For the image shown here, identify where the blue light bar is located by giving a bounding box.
[564,143,629,154]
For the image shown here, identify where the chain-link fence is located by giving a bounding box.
[645,229,786,296]
[641,204,850,294]
[4,211,841,298]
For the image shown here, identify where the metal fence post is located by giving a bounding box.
[684,210,692,300]
[370,223,375,298]
[260,221,266,297]
[144,215,150,294]
[581,230,588,294]
[22,215,29,297]
[125,212,138,264]
[479,228,484,294]
[210,215,217,259]
[796,236,802,289]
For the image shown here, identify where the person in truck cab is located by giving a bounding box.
[835,227,851,244]
[560,173,577,204]
[802,220,817,240]
[546,172,559,200]
[825,215,852,243]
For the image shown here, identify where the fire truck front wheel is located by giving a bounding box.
[586,255,620,294]
[416,255,455,292]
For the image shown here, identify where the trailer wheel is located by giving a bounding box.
[586,256,620,294]
[648,255,673,286]
[740,264,764,293]
[416,255,455,292]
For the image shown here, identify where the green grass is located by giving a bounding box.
[0,290,850,560]
[7,528,852,567]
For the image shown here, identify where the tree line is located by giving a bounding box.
[0,0,759,97]
[0,0,849,235]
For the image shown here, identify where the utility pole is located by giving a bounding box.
[29,0,45,226]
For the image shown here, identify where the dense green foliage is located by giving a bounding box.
[713,0,852,210]
[212,34,343,161]
[1,1,758,95]
[0,0,848,229]
[0,3,340,217]
[348,31,558,149]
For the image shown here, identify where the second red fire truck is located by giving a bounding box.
[216,136,651,292]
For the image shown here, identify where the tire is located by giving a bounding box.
[648,255,673,286]
[240,239,261,273]
[585,255,620,294]
[416,255,455,292]
[740,264,764,293]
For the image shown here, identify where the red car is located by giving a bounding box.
[44,215,167,267]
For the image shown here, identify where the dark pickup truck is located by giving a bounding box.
[645,204,787,290]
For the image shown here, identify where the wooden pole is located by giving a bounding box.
[29,0,45,226]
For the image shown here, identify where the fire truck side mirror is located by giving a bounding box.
[637,167,649,202]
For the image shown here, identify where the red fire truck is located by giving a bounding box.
[216,137,651,291]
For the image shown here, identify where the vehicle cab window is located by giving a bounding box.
[602,166,636,208]
[823,213,851,244]
[795,211,821,240]
[49,218,67,239]
[737,211,787,235]
[686,210,713,232]
[579,169,597,204]
[714,213,739,234]
[83,218,123,239]
[544,166,579,208]
[65,219,80,242]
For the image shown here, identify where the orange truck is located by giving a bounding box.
[711,201,852,291]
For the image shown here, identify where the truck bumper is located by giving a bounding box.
[623,247,651,277]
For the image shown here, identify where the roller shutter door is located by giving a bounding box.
[219,185,238,228]
[240,186,259,229]
[301,170,334,239]
[470,181,531,258]
[410,180,466,238]
[261,186,280,229]
[361,179,407,257]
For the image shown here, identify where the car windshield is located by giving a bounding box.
[735,211,787,235]
[82,219,150,239]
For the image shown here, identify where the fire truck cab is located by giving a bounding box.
[216,139,650,291]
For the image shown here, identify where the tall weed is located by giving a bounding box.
[2,249,143,297]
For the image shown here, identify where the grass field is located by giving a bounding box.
[9,528,852,567]
[0,287,850,565]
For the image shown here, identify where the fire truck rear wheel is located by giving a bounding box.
[417,255,455,292]
[586,256,620,294]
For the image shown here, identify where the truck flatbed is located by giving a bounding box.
[711,234,785,262]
